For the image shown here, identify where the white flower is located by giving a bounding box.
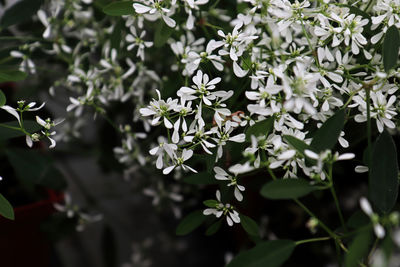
[353,91,397,133]
[140,89,178,128]
[214,167,245,201]
[149,138,178,169]
[177,70,222,105]
[304,149,355,179]
[163,149,197,174]
[212,120,245,161]
[203,190,241,226]
[126,26,153,60]
[360,197,386,239]
[133,0,176,28]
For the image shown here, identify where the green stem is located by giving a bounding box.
[367,237,380,263]
[328,164,347,231]
[330,185,347,231]
[295,236,331,246]
[299,15,320,68]
[366,88,372,170]
[0,123,22,131]
[294,198,338,239]
[267,167,277,180]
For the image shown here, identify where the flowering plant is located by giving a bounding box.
[2,0,400,265]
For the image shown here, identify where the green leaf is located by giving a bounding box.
[154,22,174,48]
[0,89,5,106]
[205,220,222,236]
[203,199,218,208]
[0,69,27,83]
[260,178,316,200]
[176,210,206,236]
[0,0,43,28]
[382,234,394,261]
[245,117,274,142]
[310,109,345,152]
[346,211,370,229]
[283,135,312,157]
[0,120,41,141]
[6,148,67,192]
[110,19,123,52]
[102,1,136,16]
[383,25,400,72]
[240,214,259,237]
[0,193,14,220]
[183,172,216,185]
[369,131,399,214]
[227,240,295,267]
[344,229,372,267]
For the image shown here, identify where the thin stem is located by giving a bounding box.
[328,164,347,231]
[330,185,347,231]
[0,123,22,131]
[367,237,380,263]
[294,199,338,239]
[298,15,320,68]
[366,87,372,170]
[267,166,277,180]
[295,236,331,246]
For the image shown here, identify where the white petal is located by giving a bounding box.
[337,153,355,160]
[133,3,152,13]
[163,165,175,175]
[360,197,373,216]
[234,187,243,201]
[304,149,319,160]
[26,135,33,147]
[374,224,386,239]
[278,150,296,160]
[1,105,21,124]
[162,15,176,28]
[233,61,248,78]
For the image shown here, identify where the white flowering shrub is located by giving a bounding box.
[2,0,400,265]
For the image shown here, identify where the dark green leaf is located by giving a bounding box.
[344,229,372,267]
[260,178,316,200]
[283,135,312,157]
[227,240,295,267]
[237,2,248,13]
[6,148,67,192]
[346,211,370,229]
[240,214,259,237]
[154,22,174,48]
[203,199,218,208]
[176,210,206,236]
[102,1,136,16]
[370,131,399,214]
[0,0,43,28]
[0,69,27,83]
[383,25,400,72]
[0,193,14,220]
[205,220,222,236]
[183,172,216,185]
[0,89,5,106]
[245,117,274,142]
[310,109,345,152]
[110,19,123,52]
[0,120,42,141]
[382,234,394,260]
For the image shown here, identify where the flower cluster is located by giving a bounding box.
[9,0,400,264]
